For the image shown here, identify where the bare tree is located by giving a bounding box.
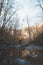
[0,0,22,29]
[36,0,43,12]
[35,0,43,18]
[0,0,4,14]
[26,17,31,41]
[23,16,31,42]
[14,15,20,44]
[0,0,22,44]
[35,22,39,36]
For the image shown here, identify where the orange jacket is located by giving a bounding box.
[18,36,22,41]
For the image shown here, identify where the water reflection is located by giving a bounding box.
[0,57,41,65]
[0,44,43,65]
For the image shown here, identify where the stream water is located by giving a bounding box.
[0,44,43,65]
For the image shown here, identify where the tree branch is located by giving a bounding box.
[0,0,4,14]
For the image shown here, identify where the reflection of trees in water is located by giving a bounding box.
[0,56,43,65]
[0,44,43,65]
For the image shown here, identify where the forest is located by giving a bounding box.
[0,0,43,65]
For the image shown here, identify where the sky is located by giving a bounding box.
[0,0,43,29]
[16,0,43,28]
[17,0,42,18]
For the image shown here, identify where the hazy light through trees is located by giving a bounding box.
[0,0,43,29]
